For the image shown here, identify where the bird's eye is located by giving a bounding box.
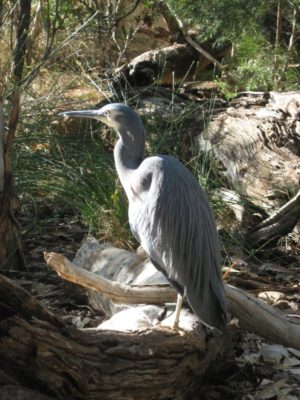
[105,110,110,117]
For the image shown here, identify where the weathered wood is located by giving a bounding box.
[195,91,300,212]
[44,251,175,305]
[44,243,300,350]
[248,189,300,243]
[0,385,56,400]
[0,274,228,400]
[225,285,300,350]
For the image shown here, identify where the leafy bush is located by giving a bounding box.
[234,30,297,91]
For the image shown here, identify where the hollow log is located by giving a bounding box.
[0,274,228,400]
[112,42,229,86]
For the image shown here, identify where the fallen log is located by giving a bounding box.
[44,245,300,351]
[193,91,300,220]
[112,0,232,86]
[0,274,228,400]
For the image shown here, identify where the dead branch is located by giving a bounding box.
[45,251,300,350]
[225,285,300,350]
[44,252,175,304]
[183,34,242,86]
[248,190,300,243]
[154,0,185,43]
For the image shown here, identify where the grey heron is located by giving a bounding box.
[60,103,227,330]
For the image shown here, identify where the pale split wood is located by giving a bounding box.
[44,252,300,350]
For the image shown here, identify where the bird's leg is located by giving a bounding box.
[172,293,183,329]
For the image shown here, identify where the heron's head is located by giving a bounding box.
[59,103,144,133]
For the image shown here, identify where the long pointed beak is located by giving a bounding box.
[58,109,105,120]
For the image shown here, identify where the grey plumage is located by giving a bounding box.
[59,103,227,330]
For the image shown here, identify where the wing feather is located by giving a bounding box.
[128,155,227,329]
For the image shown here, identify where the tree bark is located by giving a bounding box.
[0,0,31,269]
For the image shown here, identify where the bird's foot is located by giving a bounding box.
[172,320,180,330]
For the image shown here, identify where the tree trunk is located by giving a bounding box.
[275,0,283,48]
[0,0,31,269]
[274,0,283,64]
[288,7,297,52]
[0,98,23,269]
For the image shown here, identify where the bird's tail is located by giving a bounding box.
[186,277,227,331]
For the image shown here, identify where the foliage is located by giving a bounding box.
[166,0,300,91]
[167,0,266,46]
[2,0,300,252]
[13,105,135,248]
[232,29,299,91]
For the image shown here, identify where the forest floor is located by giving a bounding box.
[6,198,299,400]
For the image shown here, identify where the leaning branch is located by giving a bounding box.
[248,190,300,243]
[45,252,300,350]
[183,35,242,86]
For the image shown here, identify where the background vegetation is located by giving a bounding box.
[1,0,299,251]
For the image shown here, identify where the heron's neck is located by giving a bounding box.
[114,131,144,195]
